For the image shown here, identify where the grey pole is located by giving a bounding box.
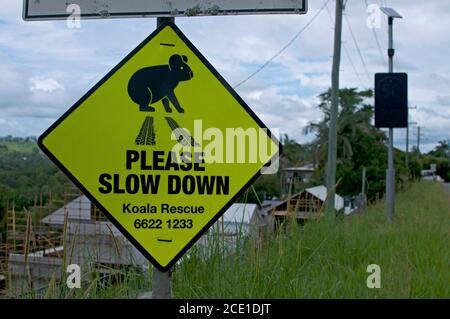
[151,16,175,300]
[361,167,366,197]
[386,16,395,223]
[417,126,421,159]
[406,119,417,170]
[152,267,172,299]
[360,167,367,211]
[406,124,409,168]
[325,0,344,218]
[157,16,174,27]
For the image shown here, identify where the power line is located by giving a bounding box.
[343,11,371,83]
[324,0,368,89]
[342,44,367,89]
[233,0,331,89]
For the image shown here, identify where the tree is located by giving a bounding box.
[428,140,450,159]
[279,134,305,166]
[303,88,378,161]
[240,134,315,203]
[304,88,407,201]
[422,140,450,182]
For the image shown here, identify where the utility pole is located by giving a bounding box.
[360,167,367,211]
[406,124,409,167]
[325,0,344,218]
[416,126,421,158]
[151,16,174,300]
[412,125,424,160]
[405,105,417,169]
[406,119,417,169]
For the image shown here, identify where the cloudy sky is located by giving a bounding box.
[1,0,449,152]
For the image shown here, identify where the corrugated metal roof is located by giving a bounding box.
[305,185,344,210]
[219,203,259,224]
[41,195,91,225]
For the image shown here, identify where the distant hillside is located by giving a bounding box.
[0,136,71,226]
[0,136,38,154]
[0,141,38,154]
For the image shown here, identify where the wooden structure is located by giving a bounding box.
[0,195,64,297]
[269,185,345,228]
[1,188,148,297]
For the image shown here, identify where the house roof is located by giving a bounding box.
[211,203,260,236]
[219,203,259,224]
[305,185,344,210]
[41,195,91,225]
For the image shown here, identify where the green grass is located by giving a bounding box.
[172,181,449,298]
[39,268,152,299]
[31,181,450,298]
[0,140,37,154]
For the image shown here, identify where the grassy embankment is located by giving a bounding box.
[42,181,449,298]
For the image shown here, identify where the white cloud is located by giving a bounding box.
[29,77,64,93]
[0,0,449,152]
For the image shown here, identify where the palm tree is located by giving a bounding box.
[431,140,450,158]
[303,88,382,163]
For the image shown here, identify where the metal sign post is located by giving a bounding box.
[386,15,396,223]
[152,16,175,299]
[380,7,403,223]
[152,265,172,299]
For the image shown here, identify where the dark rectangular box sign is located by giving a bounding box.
[375,73,408,128]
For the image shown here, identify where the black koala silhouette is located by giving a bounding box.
[128,54,193,113]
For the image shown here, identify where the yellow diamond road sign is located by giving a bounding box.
[39,23,280,271]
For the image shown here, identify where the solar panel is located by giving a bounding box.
[380,7,403,19]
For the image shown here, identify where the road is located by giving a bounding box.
[444,183,450,191]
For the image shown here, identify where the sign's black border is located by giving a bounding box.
[23,0,307,20]
[38,22,282,271]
